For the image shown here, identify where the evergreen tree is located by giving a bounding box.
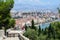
[47,23,55,39]
[47,23,52,38]
[57,8,60,18]
[0,0,15,35]
[25,24,27,31]
[31,19,36,30]
[38,25,41,36]
[43,27,48,35]
[57,8,60,13]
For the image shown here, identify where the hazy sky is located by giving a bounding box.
[12,0,60,11]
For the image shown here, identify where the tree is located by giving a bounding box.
[38,25,41,36]
[47,21,60,40]
[25,24,27,31]
[31,19,36,30]
[47,23,53,39]
[57,8,60,18]
[0,0,15,35]
[31,19,34,29]
[50,21,60,39]
[9,19,15,28]
[24,28,38,40]
[57,8,60,13]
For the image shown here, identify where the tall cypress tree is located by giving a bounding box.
[47,23,55,39]
[57,8,60,18]
[25,24,27,31]
[31,19,35,29]
[38,25,41,36]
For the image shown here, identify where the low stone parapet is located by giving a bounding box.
[19,33,29,40]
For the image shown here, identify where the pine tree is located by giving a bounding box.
[0,0,15,35]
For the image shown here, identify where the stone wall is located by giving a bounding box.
[19,33,29,40]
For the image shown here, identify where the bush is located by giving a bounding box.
[24,28,38,40]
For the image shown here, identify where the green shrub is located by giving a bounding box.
[24,28,38,40]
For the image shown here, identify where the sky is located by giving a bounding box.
[12,0,60,12]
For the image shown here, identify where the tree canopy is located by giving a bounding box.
[0,0,15,30]
[24,21,60,40]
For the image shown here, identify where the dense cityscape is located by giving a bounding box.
[10,11,59,27]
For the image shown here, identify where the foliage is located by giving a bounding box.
[0,0,15,33]
[31,20,34,29]
[57,8,60,13]
[24,28,38,40]
[24,21,60,40]
[38,25,41,36]
[50,21,60,39]
[25,24,27,31]
[31,19,36,30]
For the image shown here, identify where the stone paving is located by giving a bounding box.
[3,37,19,40]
